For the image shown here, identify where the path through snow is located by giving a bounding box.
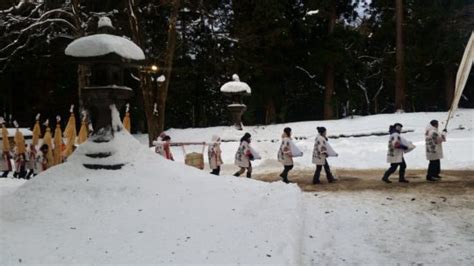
[301,191,474,264]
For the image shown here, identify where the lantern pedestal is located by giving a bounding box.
[227,104,247,130]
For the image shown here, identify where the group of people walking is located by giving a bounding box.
[276,126,336,184]
[1,117,50,179]
[0,143,50,179]
[155,119,448,185]
[154,126,339,184]
[3,113,449,186]
[382,119,447,183]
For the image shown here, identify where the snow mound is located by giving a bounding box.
[0,132,303,264]
[65,34,145,60]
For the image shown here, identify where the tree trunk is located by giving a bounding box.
[127,0,160,146]
[324,62,335,120]
[395,0,406,111]
[445,67,455,110]
[72,0,86,111]
[77,64,89,109]
[157,0,180,133]
[265,99,276,124]
[323,2,337,120]
[141,73,160,146]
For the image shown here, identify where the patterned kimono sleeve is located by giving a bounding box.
[432,131,445,144]
[283,139,291,154]
[392,135,402,149]
[318,139,327,154]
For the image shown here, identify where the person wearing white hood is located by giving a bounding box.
[312,127,337,184]
[0,117,12,178]
[425,120,446,181]
[278,127,294,183]
[208,135,223,175]
[382,123,413,183]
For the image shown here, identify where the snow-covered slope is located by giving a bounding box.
[156,109,474,172]
[1,110,473,265]
[0,131,302,264]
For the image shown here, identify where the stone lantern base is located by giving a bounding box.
[227,104,247,130]
[81,86,133,170]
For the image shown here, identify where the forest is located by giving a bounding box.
[0,0,472,139]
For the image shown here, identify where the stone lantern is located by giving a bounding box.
[65,17,144,169]
[220,74,251,130]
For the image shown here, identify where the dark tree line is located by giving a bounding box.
[0,0,473,141]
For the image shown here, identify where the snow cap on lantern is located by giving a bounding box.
[220,74,252,94]
[65,17,144,61]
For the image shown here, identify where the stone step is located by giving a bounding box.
[85,152,112,158]
[83,164,124,170]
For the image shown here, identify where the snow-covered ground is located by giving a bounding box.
[0,131,303,265]
[1,110,473,264]
[301,191,474,265]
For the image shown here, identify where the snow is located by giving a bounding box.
[159,109,474,172]
[0,115,302,264]
[156,74,166,82]
[0,128,33,138]
[84,85,132,91]
[306,9,319,16]
[98,17,113,29]
[220,74,252,94]
[301,191,474,264]
[65,34,145,60]
[227,103,246,107]
[1,110,473,264]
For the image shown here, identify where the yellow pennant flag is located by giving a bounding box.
[32,113,41,146]
[123,103,131,132]
[42,121,54,168]
[78,111,89,144]
[64,105,77,157]
[2,123,10,152]
[14,126,26,155]
[53,116,63,165]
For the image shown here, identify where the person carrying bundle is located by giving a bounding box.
[13,122,27,179]
[381,123,414,183]
[425,120,447,181]
[154,133,174,161]
[312,127,337,184]
[35,144,50,174]
[0,148,12,178]
[278,127,303,184]
[25,144,37,179]
[208,135,223,175]
[1,117,13,178]
[234,132,259,178]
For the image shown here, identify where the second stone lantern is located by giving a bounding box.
[220,74,252,130]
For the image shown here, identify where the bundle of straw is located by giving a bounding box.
[31,113,41,146]
[123,103,131,132]
[42,120,54,168]
[64,105,77,157]
[1,120,10,152]
[14,122,26,154]
[78,110,89,144]
[53,116,63,165]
